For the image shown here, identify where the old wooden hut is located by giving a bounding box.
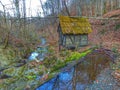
[58,16,92,49]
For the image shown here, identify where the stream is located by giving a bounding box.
[28,37,47,61]
[0,37,117,90]
[36,49,114,90]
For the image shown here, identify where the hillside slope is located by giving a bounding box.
[103,9,120,18]
[89,9,120,52]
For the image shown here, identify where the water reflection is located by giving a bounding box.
[36,68,74,90]
[37,51,110,90]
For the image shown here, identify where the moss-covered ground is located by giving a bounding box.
[0,45,92,90]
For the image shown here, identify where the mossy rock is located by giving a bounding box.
[25,69,36,75]
[15,65,27,76]
[3,67,16,76]
[4,76,18,85]
[0,46,16,68]
[25,75,37,80]
[13,80,28,90]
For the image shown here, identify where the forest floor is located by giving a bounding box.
[86,58,120,90]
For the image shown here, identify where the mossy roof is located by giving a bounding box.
[59,16,92,34]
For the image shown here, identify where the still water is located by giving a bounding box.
[36,50,111,90]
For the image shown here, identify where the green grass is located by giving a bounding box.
[65,49,92,62]
[51,49,92,72]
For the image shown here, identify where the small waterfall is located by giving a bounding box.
[28,37,47,61]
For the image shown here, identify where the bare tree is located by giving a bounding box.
[0,1,9,48]
[13,0,20,19]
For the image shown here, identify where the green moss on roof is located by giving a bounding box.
[59,16,92,34]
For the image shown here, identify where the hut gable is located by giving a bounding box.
[59,16,92,34]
